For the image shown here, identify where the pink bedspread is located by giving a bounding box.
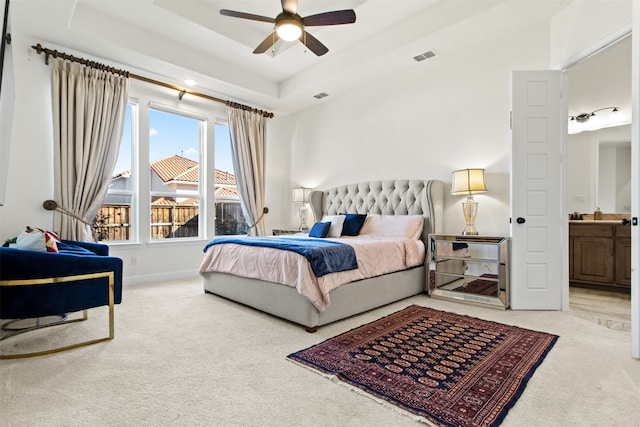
[199,235,425,312]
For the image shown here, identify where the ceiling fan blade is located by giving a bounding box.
[220,9,275,24]
[253,32,280,54]
[281,0,298,15]
[300,31,329,56]
[303,10,356,26]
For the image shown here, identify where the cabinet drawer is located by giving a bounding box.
[569,223,613,237]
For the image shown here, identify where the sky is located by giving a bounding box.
[113,106,234,175]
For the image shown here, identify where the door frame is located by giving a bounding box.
[557,22,638,358]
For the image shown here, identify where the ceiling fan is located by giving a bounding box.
[220,0,356,56]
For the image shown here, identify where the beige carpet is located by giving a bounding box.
[1,277,639,427]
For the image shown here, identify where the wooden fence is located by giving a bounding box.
[94,203,247,241]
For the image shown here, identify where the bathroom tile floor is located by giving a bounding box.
[569,286,631,331]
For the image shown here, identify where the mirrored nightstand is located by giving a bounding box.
[428,234,510,309]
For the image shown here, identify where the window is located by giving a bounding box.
[214,123,248,235]
[149,108,202,240]
[95,86,247,243]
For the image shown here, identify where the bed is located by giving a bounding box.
[200,179,444,331]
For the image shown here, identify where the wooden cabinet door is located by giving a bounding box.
[572,237,614,284]
[615,238,632,287]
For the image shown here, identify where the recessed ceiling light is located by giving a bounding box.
[184,79,197,86]
[314,92,329,99]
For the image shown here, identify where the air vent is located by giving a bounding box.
[413,50,436,62]
[313,92,329,99]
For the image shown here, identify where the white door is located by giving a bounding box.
[510,70,563,310]
[631,4,639,359]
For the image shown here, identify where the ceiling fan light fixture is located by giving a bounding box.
[276,18,303,41]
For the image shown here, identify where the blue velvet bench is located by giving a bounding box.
[0,240,123,359]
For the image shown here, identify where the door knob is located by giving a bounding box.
[516,217,526,224]
[621,218,630,226]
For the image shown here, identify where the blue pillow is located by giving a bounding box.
[56,241,97,256]
[341,213,367,236]
[309,222,331,238]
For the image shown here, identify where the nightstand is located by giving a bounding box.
[272,228,306,236]
[428,234,510,309]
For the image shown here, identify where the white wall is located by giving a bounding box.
[0,32,54,237]
[287,20,553,237]
[550,0,632,68]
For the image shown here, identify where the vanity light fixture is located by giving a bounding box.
[568,107,625,134]
[451,169,487,236]
[569,106,618,123]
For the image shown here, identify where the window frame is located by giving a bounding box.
[148,103,206,242]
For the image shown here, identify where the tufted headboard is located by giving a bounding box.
[308,180,444,239]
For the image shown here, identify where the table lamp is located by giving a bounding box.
[292,187,312,230]
[451,169,487,235]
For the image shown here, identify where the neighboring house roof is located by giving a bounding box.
[152,196,199,206]
[113,154,239,198]
[151,155,199,183]
[215,169,236,186]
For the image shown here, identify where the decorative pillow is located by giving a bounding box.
[359,214,424,240]
[341,213,368,236]
[320,215,346,238]
[16,226,61,252]
[56,241,96,256]
[309,222,331,238]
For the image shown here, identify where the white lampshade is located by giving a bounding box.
[292,187,312,203]
[451,169,487,195]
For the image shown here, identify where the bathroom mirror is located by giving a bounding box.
[566,35,631,216]
[567,124,631,214]
[597,136,631,213]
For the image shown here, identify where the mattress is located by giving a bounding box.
[199,234,425,311]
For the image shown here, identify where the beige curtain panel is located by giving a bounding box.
[227,105,267,236]
[50,59,129,241]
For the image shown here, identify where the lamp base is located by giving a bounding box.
[298,206,308,231]
[461,228,479,236]
[461,196,479,236]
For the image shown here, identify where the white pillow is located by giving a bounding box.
[320,215,346,238]
[16,229,47,251]
[359,214,424,240]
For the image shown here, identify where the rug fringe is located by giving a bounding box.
[287,358,437,426]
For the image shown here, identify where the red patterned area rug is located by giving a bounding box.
[453,276,498,296]
[288,305,558,427]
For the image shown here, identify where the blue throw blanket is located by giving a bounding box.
[203,236,358,277]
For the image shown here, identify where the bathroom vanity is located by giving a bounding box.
[569,219,631,292]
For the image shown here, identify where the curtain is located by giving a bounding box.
[50,59,129,241]
[226,105,266,236]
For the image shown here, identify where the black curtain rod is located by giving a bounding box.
[31,43,274,118]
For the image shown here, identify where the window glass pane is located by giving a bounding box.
[95,195,132,241]
[149,108,201,240]
[96,103,133,242]
[215,124,248,235]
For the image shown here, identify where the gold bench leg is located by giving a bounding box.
[0,272,116,359]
